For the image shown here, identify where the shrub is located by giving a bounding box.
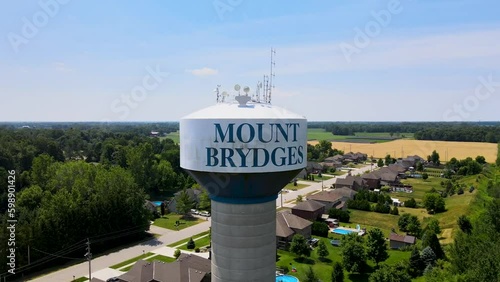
[174,249,181,259]
[312,221,329,237]
[195,247,200,253]
[186,237,195,249]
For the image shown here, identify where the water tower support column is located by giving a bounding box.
[211,198,277,282]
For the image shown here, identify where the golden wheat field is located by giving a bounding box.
[308,139,498,162]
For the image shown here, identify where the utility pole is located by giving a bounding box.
[280,191,283,208]
[85,238,92,281]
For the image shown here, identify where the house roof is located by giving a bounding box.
[292,200,325,212]
[276,212,312,238]
[362,172,380,180]
[387,164,406,173]
[307,187,357,203]
[335,177,355,187]
[389,233,416,244]
[117,254,210,282]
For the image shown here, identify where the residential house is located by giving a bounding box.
[306,187,358,211]
[333,175,366,191]
[168,188,202,214]
[361,172,381,190]
[144,200,159,217]
[343,152,368,164]
[112,253,211,282]
[372,168,400,186]
[291,200,325,221]
[322,155,344,169]
[306,162,324,174]
[389,233,416,249]
[276,211,313,249]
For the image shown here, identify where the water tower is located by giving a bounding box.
[180,84,307,282]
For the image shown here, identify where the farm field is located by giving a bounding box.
[307,128,413,143]
[308,139,498,161]
[160,131,180,143]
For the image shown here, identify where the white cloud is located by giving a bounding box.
[188,67,218,76]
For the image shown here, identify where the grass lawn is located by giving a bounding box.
[348,210,400,237]
[146,254,176,263]
[395,177,443,202]
[283,182,309,191]
[110,252,154,269]
[73,277,88,282]
[178,235,211,251]
[330,170,347,176]
[167,231,210,247]
[160,131,180,143]
[302,175,333,183]
[276,237,410,282]
[153,213,203,230]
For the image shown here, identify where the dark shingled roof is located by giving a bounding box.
[292,200,325,212]
[389,233,416,244]
[276,212,313,238]
[117,253,210,282]
[307,187,357,203]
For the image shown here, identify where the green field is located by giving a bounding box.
[276,237,410,282]
[307,128,414,143]
[153,213,203,230]
[283,182,309,191]
[146,254,176,263]
[160,131,180,143]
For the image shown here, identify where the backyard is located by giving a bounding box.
[276,237,411,282]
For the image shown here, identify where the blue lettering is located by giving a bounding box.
[221,148,236,167]
[287,146,298,165]
[274,123,288,142]
[214,123,235,143]
[289,123,299,142]
[257,123,273,143]
[235,148,252,167]
[253,148,269,167]
[206,147,218,166]
[297,145,304,164]
[236,123,255,143]
[271,147,286,166]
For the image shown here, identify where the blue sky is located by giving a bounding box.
[1,0,500,122]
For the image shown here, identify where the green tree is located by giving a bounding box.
[312,221,329,237]
[416,162,424,172]
[422,231,445,260]
[423,193,446,213]
[422,172,429,180]
[304,266,320,282]
[341,233,367,273]
[421,246,437,267]
[408,247,424,277]
[30,153,55,188]
[398,213,412,231]
[316,240,329,260]
[175,189,194,216]
[457,215,472,234]
[431,150,440,165]
[197,189,211,211]
[390,206,399,215]
[475,155,486,164]
[377,158,384,167]
[174,249,181,259]
[407,215,422,237]
[366,228,389,266]
[187,237,195,249]
[404,198,417,208]
[331,262,344,282]
[296,195,303,202]
[369,264,411,282]
[425,218,441,236]
[496,143,500,166]
[384,154,393,166]
[290,234,311,257]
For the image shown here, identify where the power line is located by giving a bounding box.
[31,247,83,260]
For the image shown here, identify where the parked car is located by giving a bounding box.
[199,211,211,217]
[190,209,199,215]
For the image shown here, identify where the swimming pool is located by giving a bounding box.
[332,227,356,235]
[276,275,299,282]
[152,201,163,206]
